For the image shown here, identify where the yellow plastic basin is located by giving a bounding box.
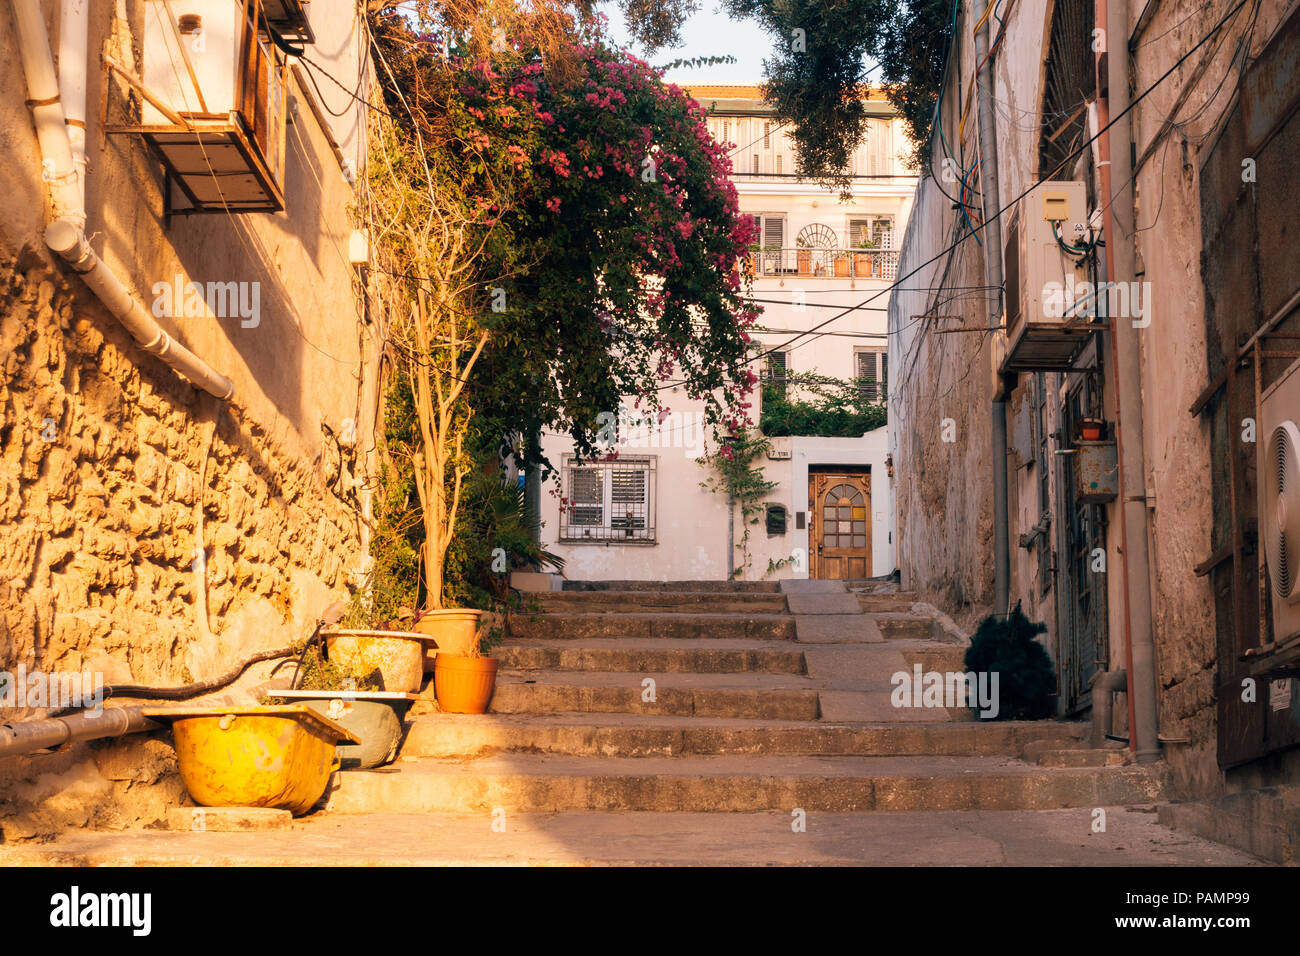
[144,705,360,816]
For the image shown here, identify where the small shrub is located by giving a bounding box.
[962,602,1056,720]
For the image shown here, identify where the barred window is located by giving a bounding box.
[561,457,656,542]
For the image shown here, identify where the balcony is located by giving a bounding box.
[745,247,899,280]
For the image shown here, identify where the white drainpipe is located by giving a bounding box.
[59,0,87,208]
[10,0,235,401]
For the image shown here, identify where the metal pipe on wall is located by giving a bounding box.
[0,707,160,761]
[974,5,1011,614]
[1104,0,1160,763]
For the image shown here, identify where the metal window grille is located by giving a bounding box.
[561,457,656,542]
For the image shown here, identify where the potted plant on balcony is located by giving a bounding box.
[853,236,878,277]
[795,236,812,276]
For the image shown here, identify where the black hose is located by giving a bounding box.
[98,643,300,702]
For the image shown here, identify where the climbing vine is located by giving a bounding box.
[697,428,777,579]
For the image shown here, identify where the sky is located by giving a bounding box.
[601,2,774,86]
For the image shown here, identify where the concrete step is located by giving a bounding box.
[496,638,807,674]
[484,670,822,720]
[325,754,1165,813]
[534,591,788,613]
[563,580,781,593]
[6,808,1262,866]
[399,712,1089,759]
[508,612,796,642]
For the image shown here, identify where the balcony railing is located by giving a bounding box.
[745,247,899,280]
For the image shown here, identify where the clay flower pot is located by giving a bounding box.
[414,609,484,672]
[433,655,499,714]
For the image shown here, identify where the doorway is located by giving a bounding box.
[1056,375,1109,714]
[809,470,871,580]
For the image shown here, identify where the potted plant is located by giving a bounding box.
[1079,417,1105,441]
[271,644,416,769]
[434,620,504,713]
[320,595,432,693]
[795,236,812,276]
[853,236,877,277]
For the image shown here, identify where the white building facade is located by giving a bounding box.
[537,86,916,583]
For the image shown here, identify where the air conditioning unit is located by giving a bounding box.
[134,0,298,213]
[1260,355,1300,644]
[1001,181,1095,372]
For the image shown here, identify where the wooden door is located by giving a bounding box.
[809,472,871,580]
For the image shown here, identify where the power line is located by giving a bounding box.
[671,0,1255,386]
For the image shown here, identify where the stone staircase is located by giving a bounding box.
[323,580,1161,818]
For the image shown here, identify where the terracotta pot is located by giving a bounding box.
[1081,426,1102,440]
[322,629,425,693]
[434,655,499,714]
[414,609,484,672]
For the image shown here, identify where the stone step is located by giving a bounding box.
[496,638,807,674]
[872,613,937,641]
[856,593,920,612]
[325,754,1165,813]
[899,645,970,673]
[1029,748,1130,768]
[533,591,788,613]
[563,580,781,593]
[508,612,796,642]
[484,670,822,720]
[399,712,1089,759]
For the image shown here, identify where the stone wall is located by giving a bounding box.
[0,2,378,838]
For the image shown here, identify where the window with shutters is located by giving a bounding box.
[752,154,759,174]
[764,122,771,149]
[776,154,783,174]
[749,214,787,274]
[722,120,731,144]
[848,217,895,249]
[762,349,789,394]
[561,457,656,542]
[855,348,887,403]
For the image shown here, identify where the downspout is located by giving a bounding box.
[59,0,87,208]
[1096,0,1160,763]
[9,0,235,401]
[974,6,1010,614]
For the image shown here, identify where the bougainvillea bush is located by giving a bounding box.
[367,10,758,606]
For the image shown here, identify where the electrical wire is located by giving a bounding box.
[681,0,1256,382]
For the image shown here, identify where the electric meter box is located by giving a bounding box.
[1074,440,1118,504]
